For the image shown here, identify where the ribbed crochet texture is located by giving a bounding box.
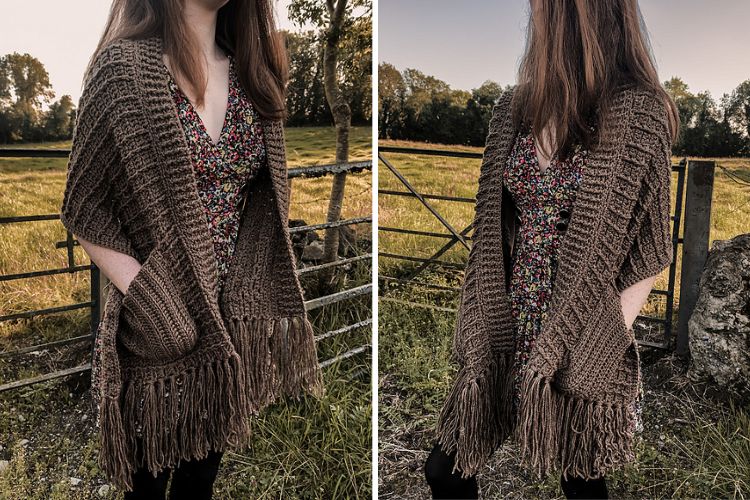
[435,84,674,481]
[60,36,324,491]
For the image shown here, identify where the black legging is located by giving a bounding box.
[424,442,609,499]
[424,442,479,499]
[123,449,224,500]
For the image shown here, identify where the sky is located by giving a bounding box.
[0,0,302,104]
[2,1,747,107]
[380,0,750,101]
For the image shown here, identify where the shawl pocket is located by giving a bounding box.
[119,244,199,361]
[612,284,642,404]
[563,281,641,403]
[516,281,641,481]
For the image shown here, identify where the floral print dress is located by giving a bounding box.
[502,129,644,434]
[165,53,267,292]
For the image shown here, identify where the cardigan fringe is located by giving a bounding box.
[435,351,517,478]
[513,367,637,482]
[98,315,323,491]
[99,395,133,490]
[227,315,325,410]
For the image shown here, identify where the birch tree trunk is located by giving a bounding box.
[320,0,352,290]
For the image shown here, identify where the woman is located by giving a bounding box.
[423,1,678,498]
[60,0,323,497]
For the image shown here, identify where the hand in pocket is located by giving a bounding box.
[119,247,199,361]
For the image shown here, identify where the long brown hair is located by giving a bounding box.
[513,0,679,160]
[85,0,289,120]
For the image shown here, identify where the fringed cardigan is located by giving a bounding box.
[435,84,674,481]
[60,36,323,490]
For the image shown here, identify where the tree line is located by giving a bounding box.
[379,62,750,157]
[0,30,371,145]
[0,53,76,144]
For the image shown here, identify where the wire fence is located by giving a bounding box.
[0,150,372,392]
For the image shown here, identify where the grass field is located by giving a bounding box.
[378,138,750,499]
[0,126,372,499]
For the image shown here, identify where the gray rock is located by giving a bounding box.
[0,460,9,473]
[69,477,82,486]
[302,240,325,261]
[688,233,750,399]
[97,484,111,497]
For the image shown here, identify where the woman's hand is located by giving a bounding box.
[75,234,142,294]
[619,274,659,329]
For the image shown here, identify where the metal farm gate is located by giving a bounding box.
[378,146,716,355]
[0,148,372,392]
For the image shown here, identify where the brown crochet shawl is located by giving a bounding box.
[435,84,674,481]
[60,36,323,490]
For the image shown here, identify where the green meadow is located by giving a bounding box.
[0,126,372,499]
[378,138,750,499]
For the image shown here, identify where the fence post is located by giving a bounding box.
[676,160,715,358]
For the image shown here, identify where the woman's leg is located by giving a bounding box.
[169,450,224,499]
[560,473,609,499]
[124,437,171,500]
[424,442,480,499]
[123,465,171,500]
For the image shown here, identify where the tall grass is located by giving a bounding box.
[627,398,750,499]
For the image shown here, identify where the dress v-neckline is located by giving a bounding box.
[529,132,555,182]
[164,54,233,148]
[141,36,292,310]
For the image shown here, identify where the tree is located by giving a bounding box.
[464,81,506,145]
[289,0,372,289]
[338,11,372,124]
[665,77,702,154]
[0,53,54,143]
[378,62,406,139]
[724,80,750,144]
[285,30,330,126]
[378,65,512,146]
[43,94,75,141]
[663,78,750,157]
